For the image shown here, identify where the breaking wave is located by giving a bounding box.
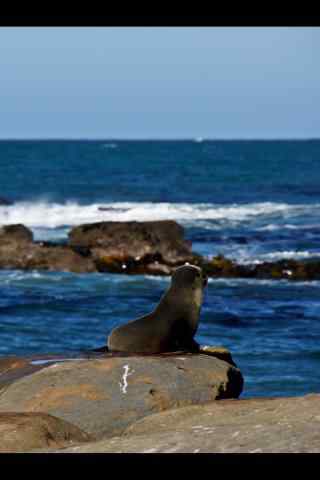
[0,200,318,229]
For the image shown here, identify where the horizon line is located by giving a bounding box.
[0,137,319,141]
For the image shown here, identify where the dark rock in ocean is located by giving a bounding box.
[1,221,320,280]
[0,224,34,244]
[0,197,13,206]
[69,220,200,271]
[253,258,320,281]
[21,244,97,273]
[0,232,97,273]
[0,412,92,453]
[203,254,320,281]
[0,351,243,440]
[203,254,253,279]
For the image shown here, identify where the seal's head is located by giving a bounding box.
[171,264,208,290]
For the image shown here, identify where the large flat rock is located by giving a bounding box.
[0,353,243,439]
[46,393,320,453]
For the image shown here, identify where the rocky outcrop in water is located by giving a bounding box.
[1,221,320,280]
[0,224,97,273]
[0,224,33,244]
[203,254,320,281]
[69,220,201,274]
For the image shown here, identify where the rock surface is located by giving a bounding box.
[45,393,320,453]
[69,220,200,273]
[204,254,320,281]
[0,225,97,273]
[0,412,92,452]
[1,351,318,453]
[1,221,320,279]
[0,224,33,244]
[0,352,243,440]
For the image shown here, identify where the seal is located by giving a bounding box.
[107,264,207,354]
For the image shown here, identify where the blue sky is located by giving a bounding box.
[0,27,319,138]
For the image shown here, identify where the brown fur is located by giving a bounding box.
[107,265,207,354]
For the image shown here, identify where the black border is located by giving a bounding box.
[0,11,319,26]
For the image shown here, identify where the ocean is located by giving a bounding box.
[1,139,320,398]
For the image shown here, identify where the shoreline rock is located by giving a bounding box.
[1,350,318,453]
[48,393,320,453]
[0,350,243,440]
[0,412,92,453]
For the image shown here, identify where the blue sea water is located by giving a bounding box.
[1,139,320,398]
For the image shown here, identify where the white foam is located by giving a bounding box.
[223,249,320,266]
[258,223,320,232]
[101,143,118,149]
[0,200,316,229]
[256,251,320,261]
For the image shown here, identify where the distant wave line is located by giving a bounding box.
[1,200,319,229]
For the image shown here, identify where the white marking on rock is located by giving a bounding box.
[231,431,240,438]
[142,448,158,453]
[250,448,263,453]
[30,358,86,366]
[119,364,134,394]
[194,449,200,453]
[165,446,179,453]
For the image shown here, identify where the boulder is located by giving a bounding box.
[45,393,320,453]
[0,233,97,273]
[0,224,33,244]
[69,220,199,269]
[0,412,92,452]
[0,352,243,440]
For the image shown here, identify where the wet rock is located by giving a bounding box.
[0,240,97,273]
[253,259,320,281]
[199,345,237,367]
[0,224,33,244]
[94,252,177,275]
[1,222,320,280]
[0,353,243,440]
[69,220,199,270]
[203,255,320,281]
[202,255,250,278]
[47,393,320,453]
[0,412,92,452]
